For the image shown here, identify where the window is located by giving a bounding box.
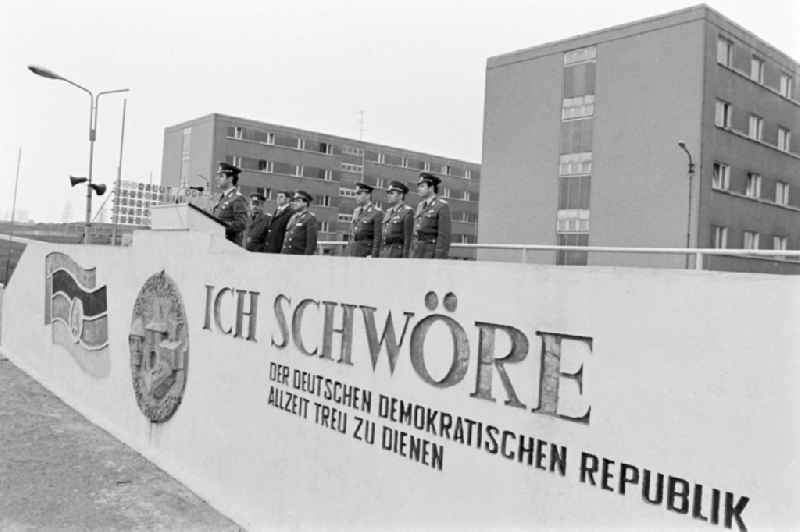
[320,221,330,232]
[266,132,275,145]
[556,233,589,265]
[712,225,728,248]
[562,95,595,120]
[442,187,451,198]
[442,164,451,175]
[321,195,331,207]
[714,100,732,128]
[773,235,788,251]
[375,177,385,188]
[342,145,363,157]
[750,56,765,83]
[743,231,759,250]
[559,152,592,176]
[748,115,763,141]
[341,162,363,174]
[234,126,244,140]
[319,142,333,155]
[717,37,733,67]
[779,73,793,99]
[339,188,356,198]
[324,169,334,181]
[712,162,730,190]
[465,169,472,180]
[563,46,596,65]
[775,181,790,205]
[745,173,762,198]
[558,176,591,209]
[778,127,791,152]
[297,138,306,150]
[556,210,590,232]
[337,213,353,223]
[257,160,271,172]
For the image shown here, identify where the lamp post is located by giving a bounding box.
[677,141,696,269]
[28,65,129,244]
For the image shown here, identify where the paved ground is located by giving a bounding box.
[0,356,241,532]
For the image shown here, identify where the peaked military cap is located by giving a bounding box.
[417,172,441,187]
[355,182,374,193]
[387,180,409,194]
[293,190,313,203]
[217,161,242,176]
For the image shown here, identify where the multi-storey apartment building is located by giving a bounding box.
[161,114,481,258]
[480,5,800,272]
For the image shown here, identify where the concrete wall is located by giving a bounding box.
[589,19,705,269]
[480,53,563,264]
[1,230,799,530]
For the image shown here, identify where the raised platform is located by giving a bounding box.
[0,221,798,530]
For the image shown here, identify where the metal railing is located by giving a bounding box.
[317,241,800,270]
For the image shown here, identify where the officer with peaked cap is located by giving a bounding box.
[212,161,250,246]
[380,180,414,258]
[265,190,293,253]
[281,190,318,255]
[413,172,451,258]
[245,193,271,252]
[349,181,383,257]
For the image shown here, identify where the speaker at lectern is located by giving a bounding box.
[149,202,225,237]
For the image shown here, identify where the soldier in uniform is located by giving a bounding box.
[245,193,271,252]
[380,180,414,258]
[348,182,383,257]
[281,190,318,255]
[412,172,451,259]
[211,162,250,246]
[265,190,293,253]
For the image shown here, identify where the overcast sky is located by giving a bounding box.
[2,0,798,222]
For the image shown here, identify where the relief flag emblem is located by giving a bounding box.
[44,252,110,378]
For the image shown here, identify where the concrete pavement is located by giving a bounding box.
[0,355,241,532]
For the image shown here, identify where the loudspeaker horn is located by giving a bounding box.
[69,175,88,187]
[90,183,107,196]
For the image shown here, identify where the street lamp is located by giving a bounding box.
[677,141,696,269]
[28,65,129,244]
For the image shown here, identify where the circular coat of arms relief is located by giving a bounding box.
[128,271,189,423]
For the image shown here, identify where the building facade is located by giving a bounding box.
[480,5,800,272]
[110,179,210,228]
[161,114,481,258]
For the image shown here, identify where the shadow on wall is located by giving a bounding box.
[0,240,27,286]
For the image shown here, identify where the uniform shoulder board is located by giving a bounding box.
[436,198,448,205]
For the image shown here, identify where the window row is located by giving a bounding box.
[717,36,794,99]
[225,125,479,179]
[556,233,589,266]
[712,162,793,206]
[714,100,793,152]
[562,95,595,121]
[711,225,790,252]
[559,152,592,176]
[564,46,596,66]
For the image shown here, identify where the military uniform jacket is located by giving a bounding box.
[413,197,451,259]
[380,203,414,258]
[281,210,318,255]
[265,205,293,253]
[245,211,271,252]
[349,203,383,257]
[212,188,250,246]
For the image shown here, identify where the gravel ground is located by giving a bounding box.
[0,356,242,532]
